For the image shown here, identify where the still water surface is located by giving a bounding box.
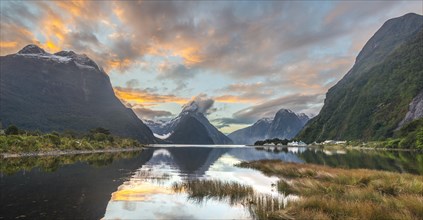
[1,145,421,219]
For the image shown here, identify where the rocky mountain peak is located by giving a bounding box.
[355,13,423,64]
[182,101,200,113]
[54,50,77,57]
[18,44,47,55]
[14,45,101,71]
[275,108,294,116]
[55,51,100,70]
[255,117,273,125]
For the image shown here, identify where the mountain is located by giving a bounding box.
[228,109,309,144]
[143,119,172,137]
[227,118,272,145]
[0,45,156,143]
[145,101,232,144]
[166,116,215,144]
[268,109,309,138]
[297,13,423,143]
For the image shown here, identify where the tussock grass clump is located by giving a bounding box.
[172,179,286,219]
[239,160,423,220]
[172,179,254,205]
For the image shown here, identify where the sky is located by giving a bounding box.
[1,0,422,133]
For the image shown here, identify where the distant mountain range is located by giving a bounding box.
[228,109,309,144]
[145,101,233,144]
[297,13,423,142]
[0,45,156,143]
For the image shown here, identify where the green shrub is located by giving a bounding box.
[93,133,108,142]
[385,139,400,148]
[5,125,19,135]
[45,134,61,147]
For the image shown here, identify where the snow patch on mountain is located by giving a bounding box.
[154,132,172,139]
[14,44,100,71]
[16,53,72,63]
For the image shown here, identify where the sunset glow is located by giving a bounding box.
[1,1,421,132]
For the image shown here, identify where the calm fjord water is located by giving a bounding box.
[1,145,421,219]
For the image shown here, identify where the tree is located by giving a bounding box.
[5,125,19,135]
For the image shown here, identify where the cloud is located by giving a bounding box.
[0,2,38,54]
[182,94,216,115]
[214,93,324,128]
[125,79,140,88]
[131,105,173,120]
[235,93,324,120]
[214,95,262,104]
[113,87,188,106]
[157,63,200,91]
[214,82,274,104]
[212,117,252,129]
[1,1,419,79]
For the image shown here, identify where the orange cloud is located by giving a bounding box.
[106,59,132,72]
[0,41,18,48]
[36,4,70,53]
[0,23,37,55]
[55,1,87,17]
[176,46,204,65]
[45,40,61,52]
[214,95,261,103]
[111,181,173,201]
[114,87,188,105]
[147,41,204,66]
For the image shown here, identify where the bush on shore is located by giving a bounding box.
[0,126,143,153]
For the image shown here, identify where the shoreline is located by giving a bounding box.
[1,147,145,159]
[2,144,421,158]
[318,145,422,152]
[250,144,422,152]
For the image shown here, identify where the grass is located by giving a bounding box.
[172,179,254,205]
[0,129,143,154]
[0,151,141,175]
[239,160,423,220]
[172,179,286,219]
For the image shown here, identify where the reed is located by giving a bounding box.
[239,160,423,220]
[172,179,286,219]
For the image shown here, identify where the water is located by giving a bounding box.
[1,145,421,219]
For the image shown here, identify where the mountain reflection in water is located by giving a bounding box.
[102,146,291,219]
[0,146,421,219]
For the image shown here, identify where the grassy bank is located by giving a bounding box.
[238,160,423,220]
[0,127,143,154]
[0,151,141,175]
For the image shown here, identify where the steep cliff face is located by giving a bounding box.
[297,13,423,142]
[0,45,156,143]
[398,90,423,128]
